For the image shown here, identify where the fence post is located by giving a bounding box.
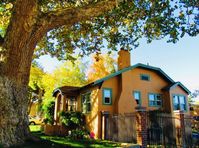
[135,106,147,148]
[174,110,185,147]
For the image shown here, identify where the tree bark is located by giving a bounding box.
[0,77,30,147]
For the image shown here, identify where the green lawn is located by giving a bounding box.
[10,125,121,148]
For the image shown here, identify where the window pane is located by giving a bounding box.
[83,104,87,113]
[157,99,161,105]
[180,104,186,111]
[149,101,154,106]
[173,96,179,104]
[105,97,110,104]
[134,92,140,105]
[174,104,180,110]
[156,95,161,100]
[82,93,91,113]
[104,89,111,97]
[179,96,185,104]
[135,100,140,105]
[134,92,140,100]
[87,103,91,112]
[141,75,149,81]
[149,94,155,101]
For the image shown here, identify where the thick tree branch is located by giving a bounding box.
[2,0,39,85]
[40,0,117,31]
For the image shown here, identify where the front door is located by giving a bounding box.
[101,111,109,140]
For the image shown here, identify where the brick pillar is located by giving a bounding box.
[135,106,147,148]
[174,110,185,147]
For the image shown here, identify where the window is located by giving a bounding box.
[140,74,150,81]
[133,91,141,106]
[103,88,112,105]
[81,93,91,113]
[173,95,186,111]
[68,97,76,111]
[148,93,162,107]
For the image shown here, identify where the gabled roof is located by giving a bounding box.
[162,82,191,94]
[92,63,175,85]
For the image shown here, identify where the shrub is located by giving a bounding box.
[59,111,86,130]
[59,111,90,139]
[42,101,55,125]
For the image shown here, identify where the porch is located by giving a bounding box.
[44,86,80,136]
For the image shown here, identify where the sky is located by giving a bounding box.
[37,35,199,95]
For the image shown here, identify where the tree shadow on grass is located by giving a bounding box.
[10,131,120,148]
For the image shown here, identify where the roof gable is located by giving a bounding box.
[162,82,191,94]
[93,63,175,85]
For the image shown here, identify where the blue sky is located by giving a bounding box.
[37,35,199,93]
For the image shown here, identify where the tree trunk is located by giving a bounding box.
[0,1,39,146]
[0,77,30,147]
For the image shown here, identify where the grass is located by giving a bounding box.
[29,125,41,132]
[10,125,121,148]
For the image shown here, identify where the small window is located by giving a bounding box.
[173,95,187,111]
[82,93,91,113]
[148,93,162,107]
[103,88,112,105]
[133,91,141,106]
[140,74,150,81]
[68,97,76,111]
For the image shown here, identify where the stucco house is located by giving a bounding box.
[52,49,190,140]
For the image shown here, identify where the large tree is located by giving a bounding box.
[0,0,198,146]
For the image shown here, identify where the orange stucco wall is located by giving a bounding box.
[117,68,170,113]
[77,86,101,138]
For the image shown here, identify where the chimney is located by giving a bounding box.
[118,48,131,70]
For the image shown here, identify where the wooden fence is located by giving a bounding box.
[104,111,194,147]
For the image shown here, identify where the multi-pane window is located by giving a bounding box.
[140,74,150,81]
[133,91,141,106]
[173,95,186,111]
[149,93,162,107]
[103,88,112,105]
[82,93,91,113]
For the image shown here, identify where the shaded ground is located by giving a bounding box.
[10,125,121,148]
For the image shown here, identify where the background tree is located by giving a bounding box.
[87,53,116,82]
[190,90,199,104]
[0,0,198,146]
[28,62,45,115]
[41,59,86,108]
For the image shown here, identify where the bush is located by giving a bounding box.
[59,111,90,139]
[42,101,55,125]
[60,111,86,130]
